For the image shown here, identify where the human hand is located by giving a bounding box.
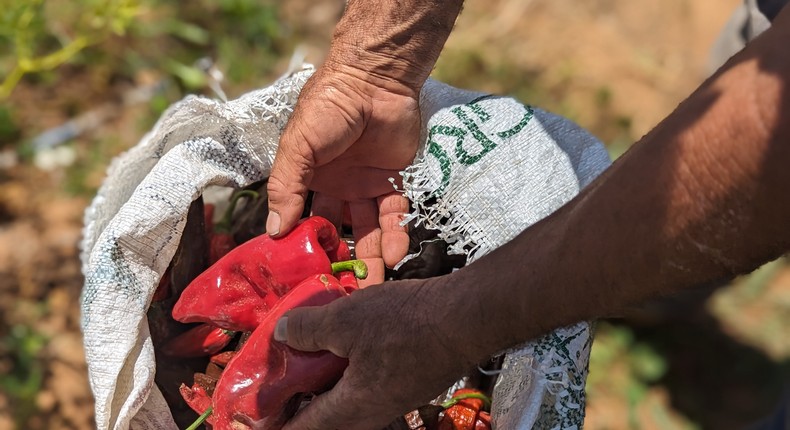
[266,0,464,286]
[266,64,417,286]
[274,276,481,430]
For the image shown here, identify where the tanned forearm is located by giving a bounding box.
[325,0,464,93]
[442,6,790,363]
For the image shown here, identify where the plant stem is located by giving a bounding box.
[441,392,492,409]
[330,259,368,280]
[215,190,259,233]
[185,406,212,430]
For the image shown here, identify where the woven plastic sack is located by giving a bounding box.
[80,65,610,429]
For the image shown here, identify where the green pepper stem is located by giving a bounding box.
[330,259,368,280]
[185,406,212,430]
[215,190,259,233]
[441,392,492,409]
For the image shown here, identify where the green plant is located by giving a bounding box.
[432,48,551,110]
[0,0,140,98]
[587,323,683,429]
[0,105,19,144]
[0,324,47,427]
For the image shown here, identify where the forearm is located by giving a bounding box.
[444,9,790,362]
[325,0,464,92]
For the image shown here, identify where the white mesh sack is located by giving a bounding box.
[80,64,610,430]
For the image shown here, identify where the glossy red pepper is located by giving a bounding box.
[172,216,353,331]
[160,323,235,358]
[209,273,351,430]
[438,389,491,430]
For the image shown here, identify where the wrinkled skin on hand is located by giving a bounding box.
[266,0,464,285]
[267,66,417,286]
[279,277,480,430]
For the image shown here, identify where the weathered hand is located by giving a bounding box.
[265,0,463,285]
[267,66,417,285]
[276,277,480,430]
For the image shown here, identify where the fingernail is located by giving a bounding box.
[266,211,281,236]
[274,317,288,342]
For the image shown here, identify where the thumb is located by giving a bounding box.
[267,126,315,237]
[274,306,330,353]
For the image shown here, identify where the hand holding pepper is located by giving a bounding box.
[276,276,487,430]
[211,273,352,430]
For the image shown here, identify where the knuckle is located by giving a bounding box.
[272,143,312,180]
[356,233,383,259]
[378,194,409,214]
[282,121,319,165]
[380,213,406,232]
[297,310,322,351]
[322,384,362,421]
[266,173,307,208]
[286,308,319,351]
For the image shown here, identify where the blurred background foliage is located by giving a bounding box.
[0,0,283,97]
[0,0,138,98]
[1,0,789,429]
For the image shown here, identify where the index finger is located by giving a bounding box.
[378,192,410,268]
[349,199,384,287]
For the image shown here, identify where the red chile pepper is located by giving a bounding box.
[209,273,351,430]
[160,323,235,358]
[209,190,259,264]
[172,216,354,332]
[475,411,491,430]
[179,383,214,426]
[438,389,492,430]
[209,350,237,367]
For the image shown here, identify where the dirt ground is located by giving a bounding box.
[3,0,789,429]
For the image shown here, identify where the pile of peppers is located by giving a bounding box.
[162,203,365,430]
[437,389,492,430]
[154,190,494,430]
